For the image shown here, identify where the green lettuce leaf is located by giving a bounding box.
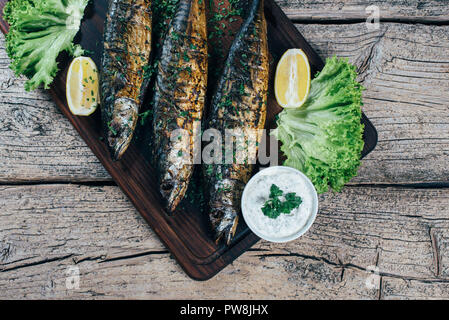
[272,56,365,193]
[4,0,89,91]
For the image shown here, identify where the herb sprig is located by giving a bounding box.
[261,184,302,219]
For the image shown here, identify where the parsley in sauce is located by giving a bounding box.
[261,184,303,219]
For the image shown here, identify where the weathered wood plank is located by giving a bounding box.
[1,184,448,299]
[0,35,110,182]
[276,0,449,22]
[1,24,449,184]
[295,23,449,185]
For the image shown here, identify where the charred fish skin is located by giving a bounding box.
[101,0,152,160]
[151,0,208,213]
[203,0,269,245]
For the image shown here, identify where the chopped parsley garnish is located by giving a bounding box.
[261,184,303,219]
[139,109,153,125]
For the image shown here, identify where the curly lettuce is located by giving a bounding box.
[3,0,89,91]
[272,56,365,193]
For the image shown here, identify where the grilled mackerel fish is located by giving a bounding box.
[151,0,208,212]
[203,0,269,245]
[101,0,152,160]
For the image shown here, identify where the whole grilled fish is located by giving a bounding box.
[101,0,152,160]
[150,0,208,212]
[203,0,269,245]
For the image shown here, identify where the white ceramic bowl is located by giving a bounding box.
[241,166,318,243]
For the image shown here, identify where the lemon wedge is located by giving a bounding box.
[66,56,100,116]
[274,49,311,109]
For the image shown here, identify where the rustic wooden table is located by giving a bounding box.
[1,0,448,299]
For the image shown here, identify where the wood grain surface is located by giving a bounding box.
[1,184,449,299]
[1,0,449,298]
[276,0,449,22]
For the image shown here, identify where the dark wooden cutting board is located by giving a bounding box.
[0,0,377,280]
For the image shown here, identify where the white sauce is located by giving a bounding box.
[241,166,318,242]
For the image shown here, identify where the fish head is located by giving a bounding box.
[208,178,243,245]
[160,173,189,213]
[158,138,193,213]
[210,206,239,245]
[107,97,138,160]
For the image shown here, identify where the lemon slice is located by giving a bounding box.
[274,49,311,109]
[66,56,100,116]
